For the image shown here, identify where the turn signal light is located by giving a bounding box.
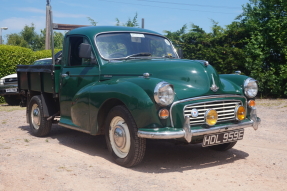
[205,109,218,126]
[235,105,246,121]
[159,109,169,119]
[248,100,256,107]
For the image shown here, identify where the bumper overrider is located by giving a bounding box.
[138,107,260,143]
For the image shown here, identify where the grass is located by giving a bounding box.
[0,104,26,112]
[256,99,287,107]
[58,166,73,172]
[24,139,29,143]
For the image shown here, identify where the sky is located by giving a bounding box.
[0,0,250,43]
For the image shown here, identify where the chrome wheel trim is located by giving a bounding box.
[31,103,40,130]
[109,116,131,158]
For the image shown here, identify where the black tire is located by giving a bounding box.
[28,95,52,137]
[208,141,237,151]
[4,95,20,106]
[105,105,146,167]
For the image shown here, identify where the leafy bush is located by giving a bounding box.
[0,45,61,103]
[0,45,34,78]
[33,49,62,61]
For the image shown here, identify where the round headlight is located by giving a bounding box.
[205,109,218,126]
[154,82,175,106]
[244,78,258,98]
[235,105,246,121]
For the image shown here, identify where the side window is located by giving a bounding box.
[69,36,96,66]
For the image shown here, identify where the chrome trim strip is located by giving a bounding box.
[170,94,246,127]
[58,122,90,134]
[138,130,185,140]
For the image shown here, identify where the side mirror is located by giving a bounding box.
[79,43,92,59]
[177,48,183,59]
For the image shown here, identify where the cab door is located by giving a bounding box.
[59,35,99,132]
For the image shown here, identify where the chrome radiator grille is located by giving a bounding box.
[184,100,242,126]
[4,78,18,85]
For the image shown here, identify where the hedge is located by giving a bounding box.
[0,45,61,103]
[33,49,62,61]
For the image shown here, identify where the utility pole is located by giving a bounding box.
[45,0,51,50]
[141,18,144,29]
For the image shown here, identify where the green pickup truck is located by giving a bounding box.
[17,26,260,167]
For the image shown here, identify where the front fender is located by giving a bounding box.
[71,77,166,132]
[220,74,249,91]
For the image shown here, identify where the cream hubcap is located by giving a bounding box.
[109,116,130,158]
[31,104,40,129]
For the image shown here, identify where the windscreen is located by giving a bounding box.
[95,32,178,59]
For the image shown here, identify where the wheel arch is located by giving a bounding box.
[89,80,162,135]
[96,98,126,135]
[25,91,59,123]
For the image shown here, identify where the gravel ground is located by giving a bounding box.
[0,99,287,191]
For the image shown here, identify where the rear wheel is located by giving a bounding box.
[105,105,146,167]
[208,141,237,151]
[28,95,52,137]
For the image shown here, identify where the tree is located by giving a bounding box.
[87,17,98,26]
[87,13,139,27]
[40,28,64,50]
[164,22,247,75]
[6,24,63,51]
[163,24,187,49]
[116,13,139,27]
[7,23,41,51]
[163,0,287,97]
[6,33,28,48]
[238,0,287,96]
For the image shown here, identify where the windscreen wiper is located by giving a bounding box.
[125,52,152,59]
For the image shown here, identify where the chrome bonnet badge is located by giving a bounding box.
[210,74,219,92]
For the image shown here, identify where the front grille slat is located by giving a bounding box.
[218,113,235,117]
[218,116,234,120]
[4,78,18,85]
[184,100,242,126]
[4,78,17,82]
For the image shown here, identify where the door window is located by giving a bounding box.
[68,36,97,66]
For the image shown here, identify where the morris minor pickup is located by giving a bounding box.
[17,26,260,167]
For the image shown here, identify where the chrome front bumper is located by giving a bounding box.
[138,107,261,143]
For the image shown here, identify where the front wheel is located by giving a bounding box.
[208,141,237,151]
[105,105,146,167]
[28,95,52,137]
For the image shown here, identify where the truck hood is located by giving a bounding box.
[101,59,241,100]
[1,73,17,80]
